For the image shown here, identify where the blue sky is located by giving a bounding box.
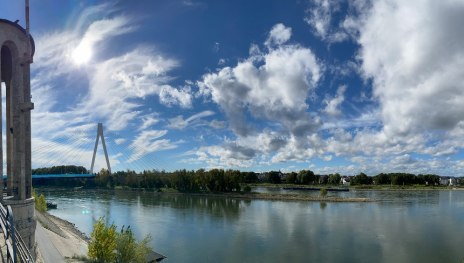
[1,0,464,176]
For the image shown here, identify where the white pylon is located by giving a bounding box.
[90,123,111,174]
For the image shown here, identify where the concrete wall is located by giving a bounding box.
[0,19,35,251]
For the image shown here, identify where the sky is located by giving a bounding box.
[1,0,464,176]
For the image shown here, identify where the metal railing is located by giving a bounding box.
[0,203,34,263]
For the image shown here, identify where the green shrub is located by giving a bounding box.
[243,185,252,193]
[89,218,152,263]
[88,218,117,263]
[116,226,136,263]
[33,190,47,212]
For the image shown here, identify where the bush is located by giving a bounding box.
[33,190,47,212]
[89,218,152,263]
[88,218,117,263]
[116,226,152,263]
[243,185,252,193]
[320,188,328,197]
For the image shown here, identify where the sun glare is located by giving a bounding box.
[71,41,92,65]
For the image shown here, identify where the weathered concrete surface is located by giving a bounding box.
[1,18,36,251]
[35,224,62,263]
[3,197,36,250]
[35,210,88,263]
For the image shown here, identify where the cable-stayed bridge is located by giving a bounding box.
[30,123,164,175]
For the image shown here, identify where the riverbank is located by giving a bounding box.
[153,189,372,202]
[35,210,89,262]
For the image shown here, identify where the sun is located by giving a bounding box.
[71,41,92,65]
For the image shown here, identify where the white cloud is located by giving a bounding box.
[128,130,178,162]
[167,110,215,130]
[357,0,464,138]
[304,0,352,42]
[159,85,193,108]
[194,23,325,167]
[72,16,133,65]
[323,85,347,116]
[115,138,126,145]
[78,47,183,131]
[199,23,321,137]
[265,23,292,47]
[139,114,160,131]
[305,0,334,39]
[304,0,370,43]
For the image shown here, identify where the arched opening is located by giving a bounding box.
[0,43,17,195]
[1,44,13,83]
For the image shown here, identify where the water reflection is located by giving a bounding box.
[40,188,464,263]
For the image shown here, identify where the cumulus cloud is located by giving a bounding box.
[357,0,464,138]
[199,23,321,138]
[194,23,325,167]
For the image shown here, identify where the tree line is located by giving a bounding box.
[95,169,452,191]
[32,165,89,175]
[95,169,253,192]
[32,165,460,190]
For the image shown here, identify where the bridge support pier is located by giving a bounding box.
[3,198,36,249]
[1,18,35,251]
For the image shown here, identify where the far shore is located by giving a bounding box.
[154,190,373,202]
[35,183,464,204]
[37,186,373,202]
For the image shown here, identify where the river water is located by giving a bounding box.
[38,188,464,263]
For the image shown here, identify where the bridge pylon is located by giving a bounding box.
[90,123,111,174]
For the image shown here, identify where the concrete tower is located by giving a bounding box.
[0,18,35,250]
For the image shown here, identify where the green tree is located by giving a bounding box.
[88,218,117,263]
[297,170,315,184]
[96,168,112,188]
[328,173,341,185]
[267,171,282,184]
[352,173,372,185]
[243,172,258,183]
[285,172,297,184]
[373,173,391,185]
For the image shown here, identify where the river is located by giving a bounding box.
[38,188,464,262]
